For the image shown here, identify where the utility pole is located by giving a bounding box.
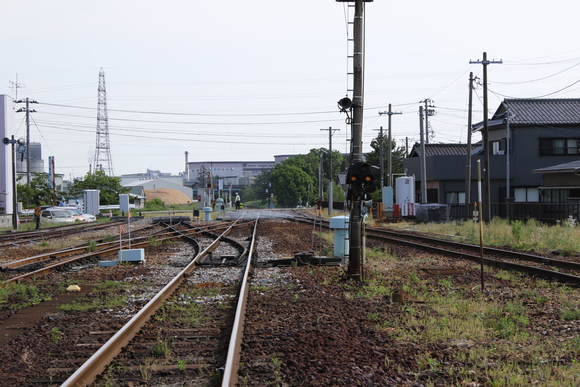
[9,75,25,103]
[506,107,511,200]
[321,127,340,215]
[421,99,435,144]
[372,126,385,188]
[465,72,475,209]
[419,106,427,204]
[378,104,402,187]
[337,0,372,280]
[470,52,502,222]
[16,98,38,184]
[319,149,323,214]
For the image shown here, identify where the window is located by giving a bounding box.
[491,139,506,155]
[514,187,539,202]
[445,192,465,204]
[539,138,580,155]
[569,189,580,199]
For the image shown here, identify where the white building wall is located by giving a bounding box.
[0,95,14,215]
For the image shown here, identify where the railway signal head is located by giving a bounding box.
[346,162,373,186]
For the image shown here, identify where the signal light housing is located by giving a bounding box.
[346,162,373,185]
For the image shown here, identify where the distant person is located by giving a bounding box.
[235,193,241,210]
[34,201,42,230]
[59,197,66,207]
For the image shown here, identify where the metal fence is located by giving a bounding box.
[448,203,580,224]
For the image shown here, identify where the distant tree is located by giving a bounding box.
[270,164,315,207]
[17,173,66,207]
[242,149,347,207]
[364,135,406,196]
[241,169,272,204]
[67,170,131,205]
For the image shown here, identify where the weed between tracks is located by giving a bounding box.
[58,280,131,312]
[387,218,580,255]
[360,247,580,386]
[0,280,56,310]
[95,282,237,386]
[240,229,580,386]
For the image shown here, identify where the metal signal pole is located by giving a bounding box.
[338,0,372,280]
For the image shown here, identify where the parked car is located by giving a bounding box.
[62,207,97,222]
[40,208,76,224]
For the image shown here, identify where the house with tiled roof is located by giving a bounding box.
[533,160,580,203]
[404,143,481,203]
[403,98,580,210]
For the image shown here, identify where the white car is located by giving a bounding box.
[40,208,76,224]
[61,207,97,222]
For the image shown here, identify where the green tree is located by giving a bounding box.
[242,148,347,207]
[17,173,66,207]
[364,135,406,197]
[241,169,272,203]
[270,164,315,207]
[67,170,131,205]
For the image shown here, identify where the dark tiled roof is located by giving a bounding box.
[533,159,580,174]
[408,143,481,158]
[492,99,580,125]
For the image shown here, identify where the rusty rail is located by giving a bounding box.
[61,218,256,387]
[221,216,259,386]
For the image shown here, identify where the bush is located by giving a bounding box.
[144,198,165,211]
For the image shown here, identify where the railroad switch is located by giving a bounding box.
[258,250,342,267]
[198,254,239,267]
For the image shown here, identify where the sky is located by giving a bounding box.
[2,0,580,179]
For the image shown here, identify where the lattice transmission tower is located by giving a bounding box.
[93,68,114,175]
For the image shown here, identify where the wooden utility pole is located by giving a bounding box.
[465,72,474,208]
[419,106,427,203]
[378,104,402,187]
[15,98,38,184]
[470,52,502,222]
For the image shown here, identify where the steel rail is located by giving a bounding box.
[1,224,171,272]
[61,219,255,387]
[0,221,123,247]
[221,216,259,386]
[371,233,580,285]
[364,228,580,272]
[284,213,580,283]
[3,227,188,283]
[296,216,580,279]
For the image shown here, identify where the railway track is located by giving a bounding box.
[0,221,123,248]
[0,220,258,283]
[289,211,580,285]
[56,217,258,386]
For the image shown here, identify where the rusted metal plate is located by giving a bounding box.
[420,266,462,275]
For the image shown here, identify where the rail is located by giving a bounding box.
[61,218,257,387]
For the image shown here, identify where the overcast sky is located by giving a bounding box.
[2,1,579,179]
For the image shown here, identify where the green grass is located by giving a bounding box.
[386,217,580,254]
[355,243,580,386]
[0,281,53,309]
[58,280,131,312]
